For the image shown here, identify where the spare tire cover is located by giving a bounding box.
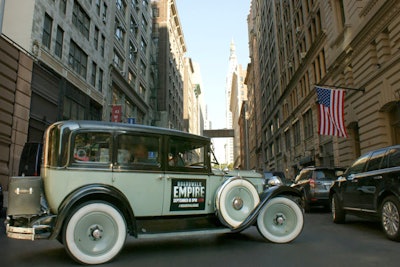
[216,178,260,228]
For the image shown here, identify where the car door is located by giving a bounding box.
[112,132,165,217]
[341,153,370,209]
[342,150,387,211]
[162,136,211,216]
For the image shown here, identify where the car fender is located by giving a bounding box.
[233,185,302,232]
[49,184,136,239]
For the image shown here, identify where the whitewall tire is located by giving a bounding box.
[63,202,127,265]
[257,197,303,243]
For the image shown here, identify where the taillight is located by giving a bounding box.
[309,178,315,188]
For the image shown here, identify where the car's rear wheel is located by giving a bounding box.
[63,201,127,265]
[331,194,345,223]
[257,197,304,243]
[381,196,400,241]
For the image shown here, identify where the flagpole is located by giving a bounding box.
[315,84,365,92]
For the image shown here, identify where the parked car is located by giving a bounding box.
[292,166,345,212]
[6,120,304,265]
[330,145,400,241]
[18,142,43,176]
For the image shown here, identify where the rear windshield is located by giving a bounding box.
[315,170,337,180]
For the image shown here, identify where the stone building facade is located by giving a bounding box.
[247,0,400,179]
[0,36,33,189]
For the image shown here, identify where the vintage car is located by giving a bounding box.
[6,120,304,265]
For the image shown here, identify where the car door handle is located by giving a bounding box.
[373,175,383,180]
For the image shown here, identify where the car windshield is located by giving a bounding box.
[315,170,337,180]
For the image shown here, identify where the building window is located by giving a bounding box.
[293,120,301,146]
[142,0,148,10]
[96,0,101,16]
[55,26,64,58]
[115,19,125,43]
[91,61,97,87]
[72,0,90,39]
[94,26,99,50]
[285,130,291,151]
[129,42,137,62]
[128,70,136,87]
[139,60,146,76]
[116,0,126,14]
[102,2,108,22]
[130,16,138,35]
[69,40,88,78]
[98,68,103,92]
[334,0,345,31]
[139,83,146,98]
[141,14,148,32]
[113,50,124,70]
[140,37,147,54]
[59,0,67,15]
[131,0,139,10]
[100,34,105,57]
[63,97,85,120]
[42,13,53,49]
[303,109,313,139]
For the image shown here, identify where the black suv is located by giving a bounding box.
[330,145,400,241]
[18,142,43,176]
[292,166,344,212]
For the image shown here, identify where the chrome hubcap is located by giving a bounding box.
[382,201,399,236]
[89,225,103,240]
[232,197,244,210]
[274,213,285,225]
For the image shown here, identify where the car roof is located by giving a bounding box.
[300,166,345,171]
[52,120,211,142]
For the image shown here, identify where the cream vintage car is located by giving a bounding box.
[6,120,304,265]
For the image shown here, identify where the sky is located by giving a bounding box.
[175,0,251,129]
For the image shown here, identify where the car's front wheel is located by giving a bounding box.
[63,201,127,265]
[381,196,400,241]
[257,197,304,243]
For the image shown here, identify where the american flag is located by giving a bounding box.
[316,87,348,138]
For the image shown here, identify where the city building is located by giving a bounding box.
[230,62,247,168]
[151,0,186,130]
[247,0,400,179]
[183,58,204,136]
[0,0,206,192]
[224,40,239,165]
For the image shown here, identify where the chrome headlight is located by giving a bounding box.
[267,176,283,187]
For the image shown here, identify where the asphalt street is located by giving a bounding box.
[0,207,399,267]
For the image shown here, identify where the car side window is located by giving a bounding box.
[73,132,112,163]
[167,137,208,173]
[387,147,400,168]
[365,149,386,171]
[117,134,160,169]
[346,153,370,175]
